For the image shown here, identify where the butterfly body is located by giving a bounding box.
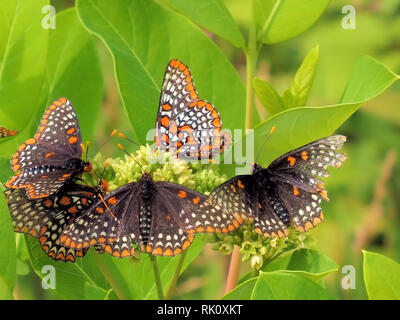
[5,97,91,199]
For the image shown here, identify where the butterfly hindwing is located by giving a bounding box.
[4,184,98,262]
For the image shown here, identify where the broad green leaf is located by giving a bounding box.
[0,7,103,157]
[363,251,400,300]
[251,272,336,300]
[0,0,48,156]
[0,187,16,299]
[77,0,246,143]
[168,0,245,48]
[112,235,206,299]
[253,77,283,117]
[282,46,320,108]
[37,8,103,143]
[221,278,257,300]
[84,282,112,300]
[255,0,330,44]
[263,248,338,282]
[252,56,399,168]
[27,238,111,300]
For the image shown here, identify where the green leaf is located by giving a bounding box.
[77,0,246,143]
[0,7,103,157]
[168,0,245,48]
[252,56,399,168]
[114,235,206,299]
[363,251,400,300]
[0,188,16,299]
[256,0,330,44]
[84,282,112,300]
[221,278,257,300]
[251,272,336,300]
[282,46,320,108]
[0,0,49,156]
[253,77,283,117]
[263,248,338,282]
[27,238,111,300]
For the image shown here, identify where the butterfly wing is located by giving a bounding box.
[6,98,85,198]
[0,127,18,138]
[60,183,138,258]
[268,135,347,193]
[4,184,98,262]
[208,175,257,221]
[155,59,231,160]
[264,135,347,233]
[34,97,83,156]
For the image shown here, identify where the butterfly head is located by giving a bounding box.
[83,161,92,173]
[251,163,264,174]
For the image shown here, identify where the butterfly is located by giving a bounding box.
[154,59,231,160]
[207,135,347,238]
[4,183,101,262]
[0,127,18,138]
[59,172,243,258]
[5,97,91,199]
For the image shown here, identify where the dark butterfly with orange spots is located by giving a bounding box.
[5,97,91,199]
[0,127,18,138]
[59,172,243,258]
[208,135,347,238]
[4,183,101,262]
[155,59,231,160]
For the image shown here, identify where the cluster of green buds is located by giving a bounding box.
[86,145,227,194]
[206,225,315,270]
[85,145,312,270]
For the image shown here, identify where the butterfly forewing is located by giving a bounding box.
[5,97,88,199]
[155,59,231,160]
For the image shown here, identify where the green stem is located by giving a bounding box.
[94,253,127,300]
[150,255,164,300]
[245,0,258,130]
[165,251,187,300]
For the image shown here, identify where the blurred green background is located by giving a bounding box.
[1,0,399,299]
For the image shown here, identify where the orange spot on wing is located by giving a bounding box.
[160,116,170,128]
[107,197,118,205]
[152,247,163,255]
[293,186,300,196]
[60,196,72,206]
[237,180,244,189]
[67,206,78,214]
[45,152,55,159]
[163,249,173,256]
[301,151,309,161]
[26,138,36,145]
[287,156,296,166]
[177,190,187,198]
[192,197,200,204]
[67,127,75,135]
[69,136,78,144]
[162,103,172,111]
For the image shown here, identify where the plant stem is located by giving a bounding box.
[150,255,164,300]
[165,251,187,300]
[244,0,258,130]
[94,253,127,300]
[224,246,242,294]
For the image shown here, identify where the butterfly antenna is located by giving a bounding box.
[90,129,118,156]
[118,132,140,147]
[117,143,145,173]
[255,126,276,163]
